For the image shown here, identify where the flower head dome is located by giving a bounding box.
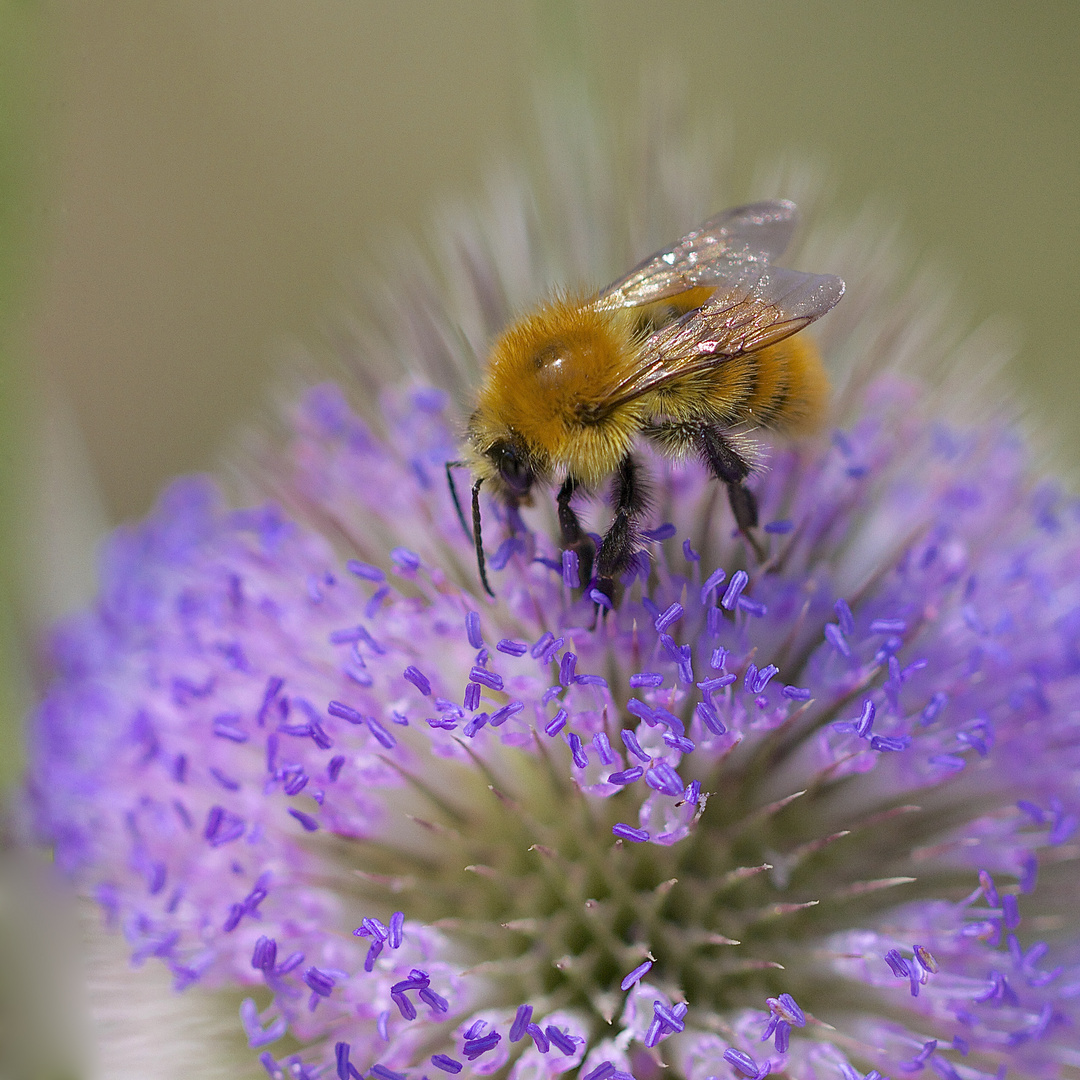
[27,96,1080,1080]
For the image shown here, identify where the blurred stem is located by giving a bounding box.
[0,0,47,792]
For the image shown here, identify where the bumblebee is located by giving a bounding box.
[451,200,845,603]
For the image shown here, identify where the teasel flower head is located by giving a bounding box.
[26,96,1080,1080]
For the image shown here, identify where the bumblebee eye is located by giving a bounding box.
[491,441,533,497]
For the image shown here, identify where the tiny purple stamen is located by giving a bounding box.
[643,1016,663,1048]
[366,715,397,749]
[403,666,432,696]
[303,966,335,997]
[652,1000,685,1033]
[721,570,748,610]
[390,547,420,572]
[870,734,910,752]
[609,767,644,786]
[573,672,608,687]
[391,991,416,1020]
[592,732,614,764]
[370,1065,406,1080]
[884,948,910,978]
[655,602,684,632]
[567,732,588,768]
[364,939,383,971]
[646,761,683,797]
[560,652,578,687]
[700,566,726,603]
[431,1055,463,1074]
[583,1063,616,1080]
[620,728,650,762]
[288,808,319,832]
[824,623,851,656]
[1003,893,1020,928]
[346,559,385,581]
[509,1004,533,1042]
[723,1048,759,1077]
[642,522,676,541]
[856,699,876,737]
[613,823,649,843]
[743,663,759,694]
[630,671,664,687]
[463,1032,501,1059]
[914,944,939,974]
[212,714,247,742]
[621,959,653,990]
[489,700,524,727]
[545,1026,577,1056]
[327,700,365,724]
[497,638,528,656]
[562,549,581,589]
[771,992,805,1026]
[663,731,694,753]
[737,597,767,617]
[252,936,277,971]
[698,673,736,701]
[545,710,568,736]
[363,916,389,940]
[530,632,555,659]
[470,666,504,691]
[419,986,449,1012]
[526,1023,549,1052]
[388,910,404,948]
[463,682,481,711]
[335,1042,359,1080]
[465,611,483,649]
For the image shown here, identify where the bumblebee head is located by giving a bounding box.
[465,408,548,505]
[486,436,535,500]
[453,417,543,599]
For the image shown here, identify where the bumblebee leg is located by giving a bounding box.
[595,454,649,604]
[694,426,766,559]
[556,476,595,588]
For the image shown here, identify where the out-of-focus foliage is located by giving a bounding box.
[0,0,45,788]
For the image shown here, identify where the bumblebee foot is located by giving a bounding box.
[741,527,767,562]
[591,575,622,613]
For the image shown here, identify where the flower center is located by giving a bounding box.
[314,723,961,1047]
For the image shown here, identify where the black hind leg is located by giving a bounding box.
[557,477,595,589]
[595,454,650,605]
[694,426,765,559]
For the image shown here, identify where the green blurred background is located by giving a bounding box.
[0,2,1077,1072]
[4,0,1079,774]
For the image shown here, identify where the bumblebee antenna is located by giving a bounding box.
[444,460,473,540]
[471,478,495,597]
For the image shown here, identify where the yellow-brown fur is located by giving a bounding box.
[466,292,829,494]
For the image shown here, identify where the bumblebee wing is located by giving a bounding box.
[604,264,845,407]
[596,200,800,310]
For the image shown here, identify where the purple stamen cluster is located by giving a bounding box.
[24,134,1080,1080]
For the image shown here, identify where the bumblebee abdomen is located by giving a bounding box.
[704,334,830,435]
